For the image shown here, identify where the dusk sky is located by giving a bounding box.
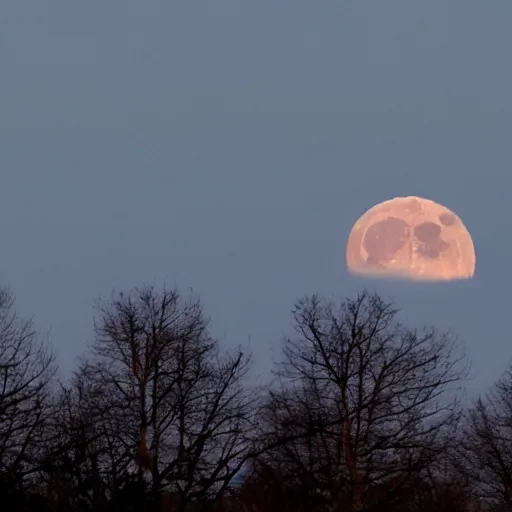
[1,2,510,394]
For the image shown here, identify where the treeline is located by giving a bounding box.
[0,282,509,512]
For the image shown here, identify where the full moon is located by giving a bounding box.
[346,196,476,281]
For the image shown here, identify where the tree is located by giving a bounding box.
[0,285,56,483]
[87,284,259,511]
[40,360,136,511]
[457,364,512,509]
[256,290,468,512]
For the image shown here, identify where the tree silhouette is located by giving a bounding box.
[0,281,497,511]
[255,290,469,512]
[87,284,260,510]
[458,364,512,509]
[0,286,56,483]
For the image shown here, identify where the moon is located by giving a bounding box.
[346,196,476,281]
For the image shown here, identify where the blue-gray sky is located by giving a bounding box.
[1,2,510,393]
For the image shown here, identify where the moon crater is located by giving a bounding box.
[363,217,409,266]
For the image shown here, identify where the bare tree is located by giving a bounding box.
[0,285,56,482]
[88,284,260,510]
[458,364,512,509]
[256,290,468,512]
[40,360,135,511]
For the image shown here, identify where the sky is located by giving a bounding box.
[1,2,511,395]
